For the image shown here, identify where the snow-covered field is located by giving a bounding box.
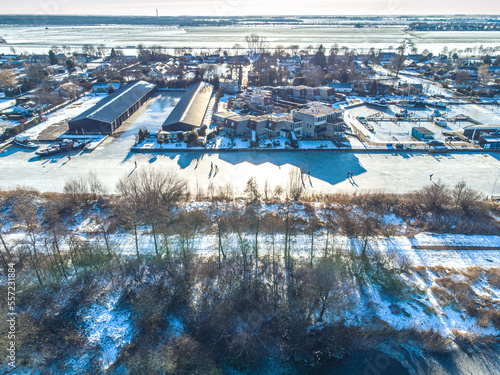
[2,24,500,55]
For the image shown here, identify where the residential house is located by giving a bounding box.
[30,54,49,65]
[292,86,307,100]
[92,82,120,94]
[12,101,40,116]
[203,54,220,64]
[407,54,421,62]
[403,60,419,70]
[223,115,250,136]
[292,105,344,138]
[306,87,320,100]
[318,87,335,101]
[48,64,67,75]
[328,82,353,93]
[247,115,269,136]
[249,92,273,112]
[279,56,300,69]
[219,78,239,94]
[227,55,249,65]
[488,66,500,78]
[379,52,396,62]
[265,113,302,137]
[213,111,238,125]
[300,54,315,64]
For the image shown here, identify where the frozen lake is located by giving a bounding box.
[1,24,499,55]
[0,93,499,196]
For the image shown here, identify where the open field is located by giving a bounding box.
[2,24,500,55]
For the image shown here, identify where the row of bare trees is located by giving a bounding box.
[0,168,494,286]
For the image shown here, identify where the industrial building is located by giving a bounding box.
[411,126,435,141]
[68,81,156,134]
[479,135,500,149]
[162,81,214,132]
[463,125,500,140]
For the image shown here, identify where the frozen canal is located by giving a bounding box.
[0,92,499,196]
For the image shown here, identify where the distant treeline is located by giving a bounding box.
[0,15,302,27]
[407,22,500,31]
[1,15,499,28]
[0,15,236,27]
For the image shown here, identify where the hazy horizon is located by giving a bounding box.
[1,13,500,17]
[1,0,499,17]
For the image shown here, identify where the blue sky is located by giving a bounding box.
[2,0,499,16]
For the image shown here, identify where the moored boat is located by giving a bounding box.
[402,99,426,108]
[427,100,447,109]
[433,117,447,127]
[14,136,39,149]
[35,139,91,157]
[367,98,389,108]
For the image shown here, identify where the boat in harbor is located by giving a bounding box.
[36,139,91,157]
[402,99,426,108]
[367,98,389,108]
[433,117,447,127]
[395,109,409,118]
[427,100,447,109]
[14,136,40,149]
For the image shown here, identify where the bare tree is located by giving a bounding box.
[212,204,228,267]
[11,193,44,285]
[43,200,68,279]
[307,214,320,268]
[0,70,17,91]
[415,182,451,213]
[117,194,142,260]
[246,33,269,82]
[391,41,406,78]
[117,167,187,256]
[452,180,482,213]
[173,210,207,265]
[0,212,11,273]
[288,44,299,56]
[96,44,106,58]
[63,172,106,204]
[304,66,324,87]
[314,254,354,322]
[287,168,304,201]
[246,33,268,60]
[244,177,260,203]
[478,64,493,92]
[455,70,471,86]
[232,43,243,55]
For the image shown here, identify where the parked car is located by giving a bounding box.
[428,140,445,147]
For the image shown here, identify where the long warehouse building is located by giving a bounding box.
[68,80,156,134]
[162,81,213,132]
